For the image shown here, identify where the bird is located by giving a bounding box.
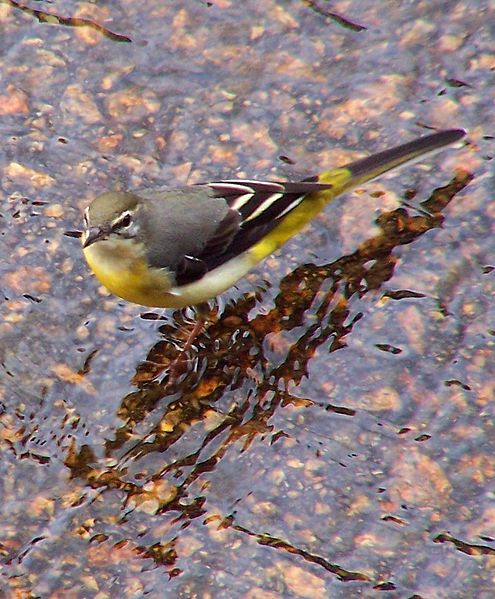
[81,128,465,363]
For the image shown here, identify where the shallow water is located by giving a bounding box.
[0,1,493,597]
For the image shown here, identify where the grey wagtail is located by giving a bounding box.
[81,128,465,356]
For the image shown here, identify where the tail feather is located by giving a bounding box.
[319,128,466,190]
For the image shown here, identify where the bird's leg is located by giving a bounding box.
[168,303,210,378]
[180,314,206,354]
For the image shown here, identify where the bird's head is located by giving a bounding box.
[82,191,142,249]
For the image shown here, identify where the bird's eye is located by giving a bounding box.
[114,212,133,230]
[120,213,132,228]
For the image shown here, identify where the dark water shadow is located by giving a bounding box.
[1,0,132,43]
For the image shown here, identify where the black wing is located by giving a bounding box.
[209,177,331,227]
[175,178,332,285]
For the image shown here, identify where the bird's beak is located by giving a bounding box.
[64,230,83,239]
[82,226,109,248]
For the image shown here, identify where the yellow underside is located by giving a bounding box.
[83,242,173,307]
[83,237,257,308]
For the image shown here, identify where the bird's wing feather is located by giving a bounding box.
[199,179,331,269]
[208,178,330,228]
[174,178,331,285]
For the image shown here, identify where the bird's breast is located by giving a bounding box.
[82,238,176,308]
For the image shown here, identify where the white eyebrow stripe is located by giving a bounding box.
[243,192,285,222]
